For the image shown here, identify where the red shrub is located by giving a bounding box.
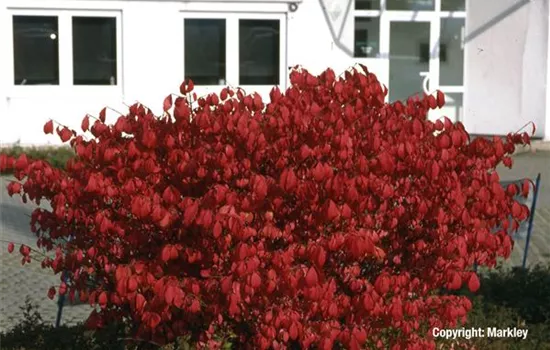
[1,66,535,349]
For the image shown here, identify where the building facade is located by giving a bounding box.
[1,0,549,145]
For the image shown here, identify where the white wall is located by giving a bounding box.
[287,0,385,78]
[547,0,550,141]
[1,0,549,145]
[0,0,297,146]
[464,0,548,139]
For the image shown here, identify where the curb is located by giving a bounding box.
[513,141,550,156]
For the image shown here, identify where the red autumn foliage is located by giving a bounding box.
[0,65,535,349]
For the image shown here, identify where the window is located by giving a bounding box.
[184,19,226,85]
[353,0,381,59]
[239,20,280,85]
[11,12,120,87]
[355,0,380,10]
[439,18,465,85]
[73,17,117,85]
[442,0,465,11]
[419,43,447,63]
[183,15,284,87]
[13,16,59,85]
[387,0,435,11]
[354,17,380,58]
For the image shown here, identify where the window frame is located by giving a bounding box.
[6,9,122,97]
[181,12,287,96]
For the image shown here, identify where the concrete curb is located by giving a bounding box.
[513,141,550,156]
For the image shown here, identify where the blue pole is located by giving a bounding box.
[55,234,73,328]
[55,270,68,328]
[521,173,541,269]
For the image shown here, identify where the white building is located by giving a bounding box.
[1,0,549,145]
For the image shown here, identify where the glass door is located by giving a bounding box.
[387,20,432,102]
[381,13,439,109]
[380,3,466,122]
[436,16,466,123]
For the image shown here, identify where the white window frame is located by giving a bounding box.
[181,11,287,98]
[6,9,122,98]
[353,0,466,98]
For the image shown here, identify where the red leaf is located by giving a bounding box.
[98,292,108,309]
[165,286,176,305]
[161,246,171,263]
[390,300,403,321]
[47,287,56,300]
[184,201,199,226]
[363,294,374,311]
[180,80,195,94]
[7,242,14,253]
[512,202,522,219]
[289,322,299,340]
[213,221,223,238]
[374,274,390,294]
[58,127,73,143]
[43,120,54,134]
[58,282,67,296]
[135,293,146,312]
[190,299,201,313]
[7,182,22,196]
[439,134,451,149]
[99,107,107,122]
[250,272,262,289]
[468,273,480,292]
[382,184,394,199]
[145,312,161,329]
[427,95,437,109]
[316,247,327,267]
[279,168,298,192]
[312,163,325,182]
[220,88,228,100]
[506,184,518,197]
[19,245,30,257]
[14,154,28,170]
[448,272,462,290]
[436,90,445,108]
[326,200,340,221]
[81,116,90,132]
[305,267,318,287]
[127,277,138,292]
[521,179,531,197]
[163,95,173,112]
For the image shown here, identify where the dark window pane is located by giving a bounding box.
[387,0,434,11]
[440,18,464,85]
[239,20,280,85]
[355,0,380,10]
[354,17,380,58]
[13,16,59,85]
[419,43,447,63]
[184,19,226,85]
[442,0,465,11]
[73,17,117,85]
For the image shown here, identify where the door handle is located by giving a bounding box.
[419,72,430,94]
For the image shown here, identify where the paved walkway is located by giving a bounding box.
[0,177,92,332]
[495,151,550,267]
[0,152,548,331]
